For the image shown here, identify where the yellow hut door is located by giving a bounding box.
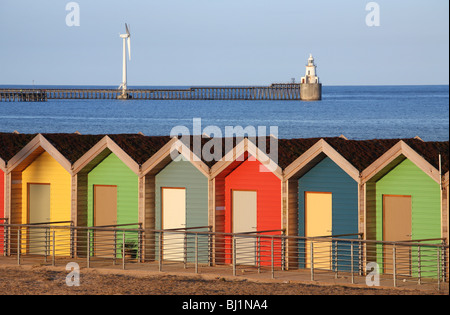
[94,185,118,257]
[383,195,412,275]
[162,188,186,261]
[232,190,257,265]
[28,184,51,255]
[305,192,332,269]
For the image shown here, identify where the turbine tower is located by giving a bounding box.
[118,23,131,99]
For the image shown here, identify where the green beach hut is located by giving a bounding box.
[361,139,449,276]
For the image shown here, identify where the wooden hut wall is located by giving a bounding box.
[367,158,441,275]
[154,158,208,230]
[87,153,139,227]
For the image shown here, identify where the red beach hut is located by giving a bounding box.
[211,137,283,266]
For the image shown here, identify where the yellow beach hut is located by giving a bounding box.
[6,133,101,255]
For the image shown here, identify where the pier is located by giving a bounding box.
[0,84,303,102]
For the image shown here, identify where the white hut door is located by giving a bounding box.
[28,184,51,255]
[232,190,257,265]
[162,188,186,261]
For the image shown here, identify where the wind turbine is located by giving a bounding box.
[118,23,131,99]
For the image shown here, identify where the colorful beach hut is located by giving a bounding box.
[281,137,402,270]
[0,132,37,255]
[283,138,361,270]
[210,137,283,266]
[0,156,5,255]
[5,133,101,255]
[444,172,449,243]
[72,134,171,258]
[140,136,211,261]
[361,139,449,275]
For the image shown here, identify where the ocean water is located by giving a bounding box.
[0,85,448,141]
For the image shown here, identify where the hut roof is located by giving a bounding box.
[107,134,172,165]
[0,132,37,162]
[42,133,104,164]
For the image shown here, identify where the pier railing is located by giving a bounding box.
[0,84,303,102]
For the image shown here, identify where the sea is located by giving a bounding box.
[0,85,448,141]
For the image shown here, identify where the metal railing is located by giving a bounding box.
[0,222,448,290]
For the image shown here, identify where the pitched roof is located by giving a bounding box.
[402,139,449,174]
[0,132,37,163]
[107,134,172,165]
[42,133,104,164]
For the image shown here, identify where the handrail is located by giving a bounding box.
[0,223,447,247]
[91,223,142,229]
[27,221,73,226]
[162,226,212,232]
[236,229,285,235]
[309,233,363,239]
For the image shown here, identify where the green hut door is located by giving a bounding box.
[383,195,412,275]
[162,188,186,261]
[28,184,51,255]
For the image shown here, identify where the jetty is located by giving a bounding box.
[0,84,306,102]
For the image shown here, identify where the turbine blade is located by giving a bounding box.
[125,23,130,36]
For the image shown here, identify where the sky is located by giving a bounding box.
[0,0,448,86]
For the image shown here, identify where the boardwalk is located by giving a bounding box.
[0,84,302,102]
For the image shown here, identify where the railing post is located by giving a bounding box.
[232,235,236,276]
[17,229,21,265]
[70,226,75,259]
[334,240,338,279]
[184,232,188,269]
[310,241,314,281]
[271,237,275,279]
[393,245,397,287]
[281,235,285,271]
[87,230,90,269]
[122,231,126,270]
[159,232,163,272]
[195,233,199,274]
[138,229,142,263]
[351,241,354,284]
[113,230,117,266]
[418,246,422,285]
[257,236,261,274]
[52,230,56,267]
[45,227,49,263]
[437,247,441,291]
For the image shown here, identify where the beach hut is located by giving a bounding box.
[444,172,449,244]
[283,138,360,270]
[140,136,211,262]
[281,137,402,270]
[0,157,5,255]
[361,139,449,275]
[72,134,171,258]
[6,133,101,255]
[0,132,37,255]
[210,137,283,266]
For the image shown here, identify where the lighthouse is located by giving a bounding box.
[300,54,322,101]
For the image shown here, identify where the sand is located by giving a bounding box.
[0,265,445,296]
